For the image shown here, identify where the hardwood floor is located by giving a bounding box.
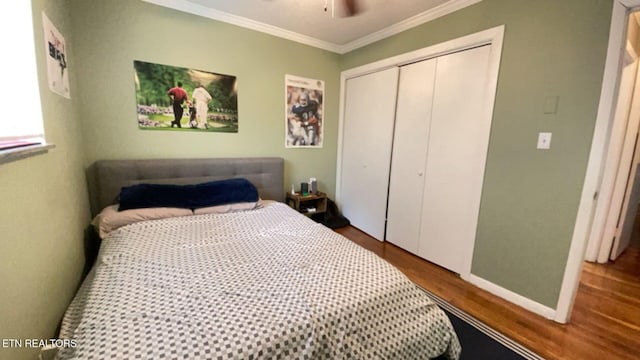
[335,226,640,360]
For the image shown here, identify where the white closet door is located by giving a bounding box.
[418,45,492,273]
[339,67,399,240]
[386,59,437,253]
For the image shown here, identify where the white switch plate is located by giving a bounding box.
[537,132,552,149]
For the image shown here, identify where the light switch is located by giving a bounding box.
[537,132,552,149]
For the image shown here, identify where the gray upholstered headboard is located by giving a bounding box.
[87,157,285,216]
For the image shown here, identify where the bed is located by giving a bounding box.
[57,157,461,359]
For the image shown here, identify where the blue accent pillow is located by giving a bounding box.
[118,178,259,211]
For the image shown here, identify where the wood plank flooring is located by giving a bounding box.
[335,226,640,360]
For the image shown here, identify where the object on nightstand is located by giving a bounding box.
[300,182,309,195]
[309,177,318,194]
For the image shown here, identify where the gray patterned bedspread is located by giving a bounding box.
[58,202,460,359]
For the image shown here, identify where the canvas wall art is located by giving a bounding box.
[134,60,238,132]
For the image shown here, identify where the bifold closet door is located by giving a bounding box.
[417,45,492,273]
[385,58,437,253]
[339,67,399,240]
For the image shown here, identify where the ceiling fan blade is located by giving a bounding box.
[343,0,360,16]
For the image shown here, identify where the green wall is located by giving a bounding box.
[0,1,88,359]
[340,0,612,307]
[69,0,341,198]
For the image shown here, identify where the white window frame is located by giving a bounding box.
[0,2,53,164]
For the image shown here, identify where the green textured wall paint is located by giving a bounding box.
[0,1,89,359]
[341,0,612,308]
[68,0,341,198]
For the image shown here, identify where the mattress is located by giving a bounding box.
[58,201,460,359]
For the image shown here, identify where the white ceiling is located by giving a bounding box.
[142,0,482,53]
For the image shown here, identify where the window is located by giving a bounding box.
[0,2,48,159]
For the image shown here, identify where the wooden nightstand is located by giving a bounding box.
[286,192,328,216]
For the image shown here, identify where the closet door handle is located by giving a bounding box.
[418,171,424,176]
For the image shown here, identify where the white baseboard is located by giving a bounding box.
[468,274,557,320]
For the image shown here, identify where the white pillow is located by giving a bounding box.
[92,204,193,238]
[193,200,261,215]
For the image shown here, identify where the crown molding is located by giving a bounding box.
[142,0,344,52]
[337,0,482,53]
[142,0,482,54]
